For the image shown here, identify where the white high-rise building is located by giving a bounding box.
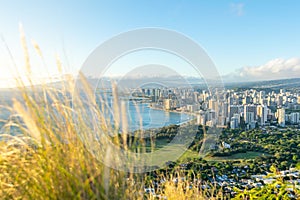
[233,113,240,123]
[257,105,268,125]
[277,108,285,127]
[208,99,216,110]
[230,117,239,129]
[197,111,206,125]
[164,99,172,110]
[244,105,257,124]
[245,112,255,124]
[290,112,300,124]
[280,89,285,94]
[259,91,265,98]
[229,105,240,119]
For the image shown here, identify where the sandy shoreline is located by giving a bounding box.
[148,105,197,126]
[149,105,197,116]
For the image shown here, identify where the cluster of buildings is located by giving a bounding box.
[133,87,300,129]
[143,165,300,198]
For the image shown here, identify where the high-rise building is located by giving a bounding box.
[242,96,251,105]
[277,95,283,106]
[222,102,229,119]
[197,111,206,125]
[209,99,216,110]
[245,112,255,124]
[193,92,199,103]
[146,89,151,96]
[230,117,239,129]
[277,108,285,127]
[280,89,285,94]
[233,113,240,123]
[187,104,198,112]
[155,89,161,98]
[258,91,265,105]
[244,104,257,124]
[257,105,268,125]
[290,112,300,124]
[229,105,240,119]
[259,91,265,98]
[206,110,216,121]
[164,99,172,110]
[227,97,233,105]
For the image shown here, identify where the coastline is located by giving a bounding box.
[149,104,197,116]
[148,104,197,126]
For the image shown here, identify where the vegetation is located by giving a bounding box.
[0,35,222,198]
[205,151,267,161]
[1,81,300,199]
[234,178,300,200]
[216,128,300,170]
[0,32,300,199]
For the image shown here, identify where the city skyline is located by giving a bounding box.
[1,2,300,198]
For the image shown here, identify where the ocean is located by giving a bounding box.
[95,94,192,131]
[0,91,192,132]
[118,101,192,131]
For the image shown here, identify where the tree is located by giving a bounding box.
[292,154,298,162]
[296,162,300,170]
[280,161,288,170]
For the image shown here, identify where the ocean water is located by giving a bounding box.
[0,91,192,132]
[120,101,192,131]
[95,95,192,131]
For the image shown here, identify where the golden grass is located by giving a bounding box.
[0,71,227,199]
[2,28,295,200]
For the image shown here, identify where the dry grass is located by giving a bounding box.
[0,30,226,200]
[0,72,226,199]
[4,28,293,200]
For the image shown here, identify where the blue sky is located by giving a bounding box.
[1,1,300,86]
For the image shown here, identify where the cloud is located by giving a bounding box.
[230,3,244,16]
[224,57,300,81]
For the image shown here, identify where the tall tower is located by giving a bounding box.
[244,104,257,124]
[229,105,240,119]
[257,105,268,125]
[277,108,285,127]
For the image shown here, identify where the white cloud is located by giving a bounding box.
[230,3,244,16]
[225,57,300,82]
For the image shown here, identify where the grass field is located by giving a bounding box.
[143,137,201,166]
[205,151,270,162]
[146,136,269,163]
[178,150,200,162]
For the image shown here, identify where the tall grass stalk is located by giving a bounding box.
[0,30,228,200]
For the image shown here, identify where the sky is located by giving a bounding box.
[0,0,300,87]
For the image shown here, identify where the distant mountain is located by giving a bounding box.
[1,75,300,92]
[224,78,300,91]
[58,76,300,92]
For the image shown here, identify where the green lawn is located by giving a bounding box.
[205,151,270,162]
[142,137,203,164]
[178,150,200,162]
[145,136,270,164]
